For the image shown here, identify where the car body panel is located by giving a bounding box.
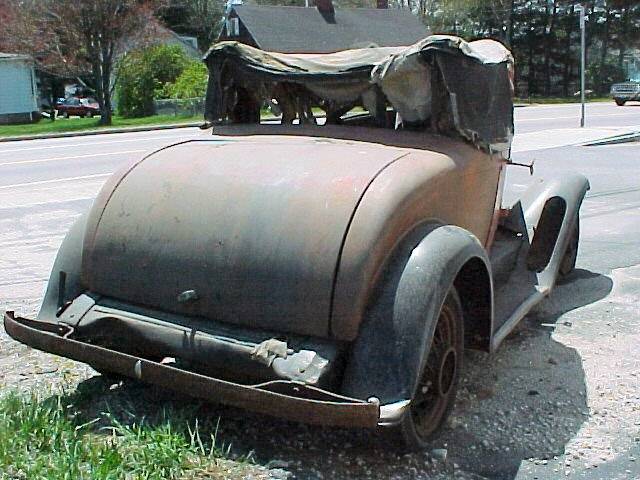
[81,136,409,338]
[332,143,502,339]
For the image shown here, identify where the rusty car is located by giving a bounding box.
[4,35,588,449]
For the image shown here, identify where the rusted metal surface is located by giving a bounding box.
[68,302,340,386]
[4,312,380,428]
[81,137,412,339]
[80,128,505,341]
[329,135,503,339]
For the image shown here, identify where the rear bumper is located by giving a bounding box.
[4,311,382,428]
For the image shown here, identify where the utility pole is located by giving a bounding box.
[577,4,586,127]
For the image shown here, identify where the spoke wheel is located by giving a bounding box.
[398,287,464,450]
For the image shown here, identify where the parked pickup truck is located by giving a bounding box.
[611,81,640,106]
[4,35,588,450]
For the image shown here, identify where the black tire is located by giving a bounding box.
[615,99,626,106]
[85,110,93,118]
[395,287,464,450]
[559,215,579,279]
[62,111,69,118]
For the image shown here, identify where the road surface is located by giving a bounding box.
[515,101,639,134]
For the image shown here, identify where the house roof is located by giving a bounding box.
[231,5,429,53]
[0,52,32,61]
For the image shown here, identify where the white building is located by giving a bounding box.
[0,53,39,124]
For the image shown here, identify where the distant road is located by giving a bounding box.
[0,101,636,207]
[515,101,639,134]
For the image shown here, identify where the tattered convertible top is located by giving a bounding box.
[203,35,514,153]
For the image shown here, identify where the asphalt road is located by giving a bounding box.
[1,103,639,479]
[514,101,640,134]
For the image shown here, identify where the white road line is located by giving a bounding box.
[0,196,96,210]
[0,173,111,190]
[518,112,638,122]
[0,149,145,167]
[0,133,198,154]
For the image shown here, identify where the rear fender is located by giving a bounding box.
[340,224,493,405]
[513,173,589,289]
[38,213,89,320]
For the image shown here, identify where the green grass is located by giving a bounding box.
[0,114,202,138]
[0,389,233,480]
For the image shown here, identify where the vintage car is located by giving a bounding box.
[4,36,588,449]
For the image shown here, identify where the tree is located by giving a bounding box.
[167,61,209,99]
[1,0,158,126]
[159,0,224,50]
[117,44,190,117]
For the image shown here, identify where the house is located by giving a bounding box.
[218,0,429,54]
[122,23,202,59]
[0,53,38,124]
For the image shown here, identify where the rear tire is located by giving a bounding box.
[394,287,464,451]
[62,111,69,118]
[615,99,626,106]
[85,110,93,118]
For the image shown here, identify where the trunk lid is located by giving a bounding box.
[82,137,404,338]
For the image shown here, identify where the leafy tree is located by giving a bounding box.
[0,0,159,125]
[117,45,190,117]
[409,0,639,97]
[167,61,209,99]
[159,0,224,49]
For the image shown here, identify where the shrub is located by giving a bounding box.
[167,61,209,99]
[116,44,190,118]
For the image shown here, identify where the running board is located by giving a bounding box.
[490,288,547,351]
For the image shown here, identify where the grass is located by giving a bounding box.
[0,114,202,138]
[0,388,244,480]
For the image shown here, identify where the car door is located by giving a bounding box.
[69,98,81,116]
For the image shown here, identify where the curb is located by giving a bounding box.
[582,131,640,147]
[0,122,202,143]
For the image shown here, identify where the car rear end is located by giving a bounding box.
[4,136,414,428]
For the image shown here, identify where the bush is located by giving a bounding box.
[116,44,190,118]
[166,61,209,99]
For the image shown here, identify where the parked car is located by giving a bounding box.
[4,36,588,450]
[56,97,101,118]
[610,81,640,106]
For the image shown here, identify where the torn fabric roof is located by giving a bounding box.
[204,35,514,153]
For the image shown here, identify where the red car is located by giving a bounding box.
[56,97,101,118]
